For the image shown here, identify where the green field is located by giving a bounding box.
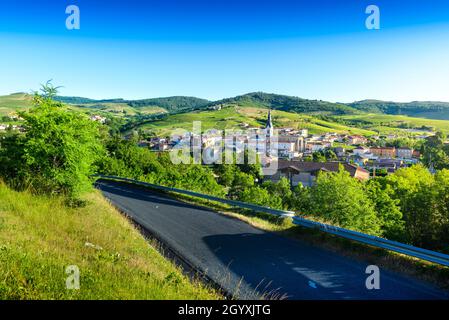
[0,94,167,119]
[336,113,449,135]
[74,103,167,116]
[0,93,33,116]
[135,105,377,136]
[0,183,219,300]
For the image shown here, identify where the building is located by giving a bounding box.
[333,147,346,157]
[307,142,331,153]
[370,147,396,159]
[298,129,309,137]
[396,147,414,159]
[347,135,368,145]
[371,159,404,174]
[353,146,370,156]
[265,109,274,157]
[268,160,370,187]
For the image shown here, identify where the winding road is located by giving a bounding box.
[96,179,448,300]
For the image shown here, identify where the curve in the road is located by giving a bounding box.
[96,179,448,300]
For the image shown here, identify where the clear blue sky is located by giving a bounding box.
[1,0,449,102]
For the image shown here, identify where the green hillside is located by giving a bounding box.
[334,113,449,135]
[56,95,210,113]
[0,93,33,116]
[350,100,449,120]
[211,92,359,115]
[0,183,219,300]
[135,105,376,136]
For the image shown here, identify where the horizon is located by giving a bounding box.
[3,90,449,105]
[1,0,449,102]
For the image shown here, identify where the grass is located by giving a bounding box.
[336,113,449,135]
[136,105,376,136]
[74,103,167,116]
[0,183,220,300]
[0,93,33,116]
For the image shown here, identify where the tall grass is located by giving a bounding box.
[0,182,219,300]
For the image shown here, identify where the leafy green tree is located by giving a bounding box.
[312,151,326,162]
[422,132,449,170]
[214,164,238,187]
[229,171,255,199]
[365,179,405,240]
[384,165,445,247]
[262,178,293,209]
[300,167,381,235]
[17,92,104,198]
[239,186,283,209]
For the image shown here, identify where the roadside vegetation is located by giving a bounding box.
[0,183,219,299]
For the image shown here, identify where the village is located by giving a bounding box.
[132,110,434,187]
[0,109,437,187]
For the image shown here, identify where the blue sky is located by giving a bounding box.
[1,0,449,102]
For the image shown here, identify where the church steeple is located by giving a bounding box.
[265,109,274,157]
[266,109,273,130]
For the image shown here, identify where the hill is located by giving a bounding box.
[0,183,219,299]
[135,105,376,137]
[55,96,210,113]
[0,93,33,116]
[350,100,449,120]
[210,92,358,115]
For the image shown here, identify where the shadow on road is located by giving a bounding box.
[201,232,365,300]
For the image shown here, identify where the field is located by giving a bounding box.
[0,183,219,300]
[0,93,33,116]
[0,94,167,119]
[74,103,167,116]
[136,105,377,137]
[336,113,449,135]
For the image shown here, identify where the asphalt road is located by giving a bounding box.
[96,179,449,300]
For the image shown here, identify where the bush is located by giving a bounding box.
[0,91,104,200]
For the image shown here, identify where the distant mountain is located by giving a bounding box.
[126,96,210,113]
[54,96,125,104]
[349,100,449,120]
[209,92,358,115]
[55,96,210,113]
[4,92,449,120]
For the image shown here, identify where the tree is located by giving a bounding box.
[228,171,255,199]
[365,179,405,240]
[239,186,283,209]
[262,178,293,209]
[312,151,326,162]
[422,132,449,170]
[301,167,381,235]
[15,86,104,199]
[384,165,443,247]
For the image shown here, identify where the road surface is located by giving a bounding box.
[96,179,448,300]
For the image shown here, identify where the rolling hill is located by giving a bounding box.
[55,95,210,114]
[134,105,377,137]
[210,92,359,115]
[3,91,449,136]
[349,100,449,120]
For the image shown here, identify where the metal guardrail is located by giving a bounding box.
[95,175,449,267]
